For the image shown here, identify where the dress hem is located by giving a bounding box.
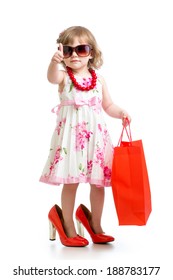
[39,175,111,188]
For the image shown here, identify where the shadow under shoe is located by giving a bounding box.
[76,204,115,244]
[48,204,89,247]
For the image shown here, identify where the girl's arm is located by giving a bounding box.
[101,76,131,123]
[47,43,65,85]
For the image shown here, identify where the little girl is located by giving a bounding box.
[40,26,131,247]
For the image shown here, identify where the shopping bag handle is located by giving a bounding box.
[117,124,132,146]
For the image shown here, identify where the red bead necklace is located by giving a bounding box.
[66,66,97,91]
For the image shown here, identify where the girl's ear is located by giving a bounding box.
[88,51,94,66]
[90,49,94,58]
[89,57,94,66]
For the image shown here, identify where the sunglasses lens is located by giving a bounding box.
[62,45,92,58]
[76,45,91,57]
[63,46,72,58]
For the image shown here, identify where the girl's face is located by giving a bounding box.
[63,37,93,71]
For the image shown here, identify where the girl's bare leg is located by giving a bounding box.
[61,183,79,237]
[90,184,105,233]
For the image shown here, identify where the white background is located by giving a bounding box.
[0,0,173,279]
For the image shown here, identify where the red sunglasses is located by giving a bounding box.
[61,44,92,58]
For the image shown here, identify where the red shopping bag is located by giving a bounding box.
[111,125,152,225]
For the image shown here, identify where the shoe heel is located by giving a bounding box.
[49,220,56,240]
[76,219,84,237]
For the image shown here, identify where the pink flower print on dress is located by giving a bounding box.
[82,77,92,87]
[94,146,104,169]
[49,146,63,175]
[78,163,86,177]
[54,147,63,164]
[104,166,112,180]
[56,118,66,135]
[87,160,93,174]
[84,130,93,139]
[103,128,109,147]
[98,124,102,132]
[93,98,102,114]
[98,125,110,148]
[74,121,93,151]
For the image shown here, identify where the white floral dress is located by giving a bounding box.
[39,73,114,187]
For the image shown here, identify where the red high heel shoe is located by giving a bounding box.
[76,204,115,244]
[48,204,89,247]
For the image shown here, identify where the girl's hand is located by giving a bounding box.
[51,43,64,64]
[121,111,131,127]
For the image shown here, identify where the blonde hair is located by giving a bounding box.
[56,26,103,69]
